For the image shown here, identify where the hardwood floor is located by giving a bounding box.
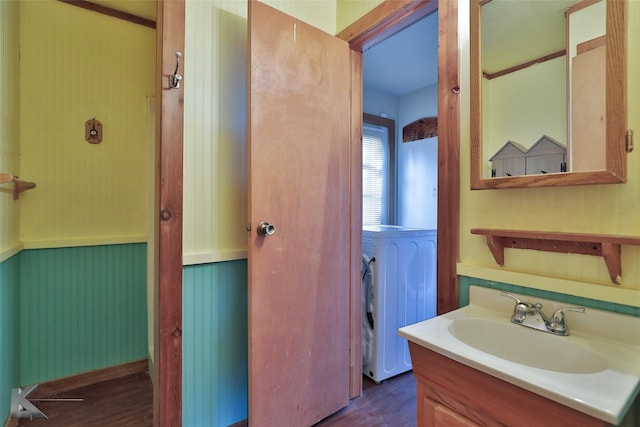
[16,372,153,427]
[14,371,415,427]
[315,372,417,427]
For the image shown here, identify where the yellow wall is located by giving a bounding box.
[19,0,154,248]
[0,0,21,261]
[458,0,640,307]
[568,1,606,59]
[336,0,384,33]
[183,0,340,265]
[183,0,247,265]
[482,58,566,178]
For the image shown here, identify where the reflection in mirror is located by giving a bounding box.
[470,0,628,189]
[481,0,571,178]
[568,1,607,172]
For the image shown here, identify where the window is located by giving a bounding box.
[362,124,386,224]
[362,113,395,225]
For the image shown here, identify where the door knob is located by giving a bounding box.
[257,222,276,237]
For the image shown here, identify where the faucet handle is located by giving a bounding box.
[548,306,585,335]
[551,306,585,320]
[499,291,521,304]
[500,292,535,323]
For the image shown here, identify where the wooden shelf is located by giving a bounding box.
[471,228,640,285]
[0,173,36,200]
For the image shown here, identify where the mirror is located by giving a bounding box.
[470,0,628,189]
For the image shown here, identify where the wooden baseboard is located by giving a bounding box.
[3,359,148,425]
[228,420,248,427]
[30,358,148,397]
[3,417,19,427]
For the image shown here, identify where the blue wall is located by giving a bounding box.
[397,84,438,229]
[18,244,148,385]
[183,260,248,426]
[4,246,248,426]
[362,84,439,229]
[1,244,148,421]
[0,255,18,421]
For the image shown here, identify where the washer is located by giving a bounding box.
[361,225,437,383]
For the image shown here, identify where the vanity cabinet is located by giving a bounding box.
[409,342,606,427]
[424,399,480,427]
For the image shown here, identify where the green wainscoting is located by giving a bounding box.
[0,255,18,422]
[18,244,148,385]
[183,260,248,427]
[458,276,640,317]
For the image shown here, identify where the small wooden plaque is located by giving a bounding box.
[403,117,437,142]
[85,118,103,144]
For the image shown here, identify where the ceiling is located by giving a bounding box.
[363,12,439,97]
[481,0,573,74]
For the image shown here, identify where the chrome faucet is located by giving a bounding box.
[500,292,585,336]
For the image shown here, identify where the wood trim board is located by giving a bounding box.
[57,0,156,28]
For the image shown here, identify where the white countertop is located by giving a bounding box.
[398,286,640,425]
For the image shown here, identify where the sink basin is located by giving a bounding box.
[398,286,640,424]
[448,318,608,374]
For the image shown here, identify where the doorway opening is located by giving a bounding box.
[359,11,439,385]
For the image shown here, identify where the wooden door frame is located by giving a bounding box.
[338,0,460,396]
[154,0,185,426]
[154,0,459,423]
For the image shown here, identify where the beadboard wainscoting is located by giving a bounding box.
[0,256,18,423]
[183,260,248,426]
[458,276,640,317]
[18,243,148,386]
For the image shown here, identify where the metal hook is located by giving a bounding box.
[169,51,183,89]
[90,118,98,138]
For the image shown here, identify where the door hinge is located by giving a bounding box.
[626,129,634,153]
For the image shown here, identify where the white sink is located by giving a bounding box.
[448,318,608,374]
[398,286,640,425]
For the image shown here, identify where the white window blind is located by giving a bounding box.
[362,124,389,225]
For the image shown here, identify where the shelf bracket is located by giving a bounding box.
[601,242,622,284]
[0,173,36,200]
[485,235,505,266]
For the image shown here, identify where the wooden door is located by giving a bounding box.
[571,41,606,172]
[248,2,352,426]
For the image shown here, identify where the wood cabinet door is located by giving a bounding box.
[424,398,481,427]
[248,1,352,425]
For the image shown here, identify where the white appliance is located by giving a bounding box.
[361,225,437,383]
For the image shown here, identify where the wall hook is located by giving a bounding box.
[169,51,183,89]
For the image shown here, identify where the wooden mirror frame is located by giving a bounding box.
[470,0,628,189]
